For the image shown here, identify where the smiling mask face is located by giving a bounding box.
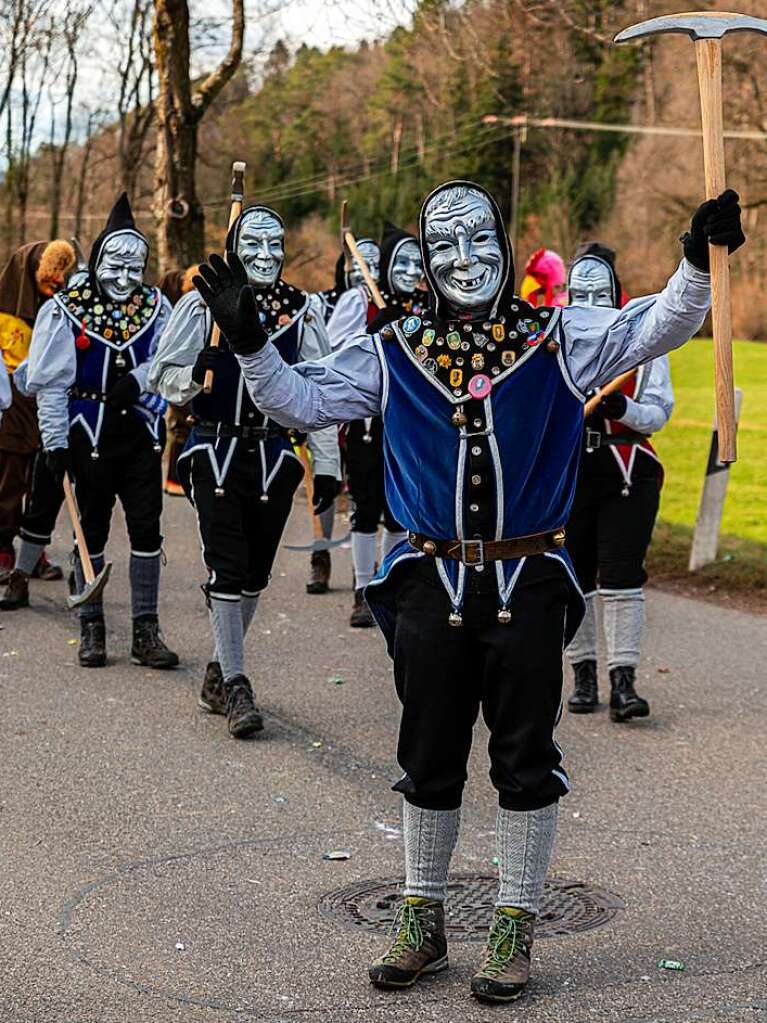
[568,257,615,308]
[95,233,148,303]
[238,210,284,287]
[389,239,423,295]
[348,240,380,288]
[424,186,503,314]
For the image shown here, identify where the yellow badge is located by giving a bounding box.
[449,368,463,388]
[492,323,505,341]
[437,354,452,368]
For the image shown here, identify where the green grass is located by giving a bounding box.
[655,339,767,544]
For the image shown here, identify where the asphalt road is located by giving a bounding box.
[1,490,765,1023]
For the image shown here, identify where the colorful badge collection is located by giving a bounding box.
[384,303,556,404]
[252,281,306,334]
[63,284,157,345]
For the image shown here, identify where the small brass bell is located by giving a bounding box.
[546,339,560,353]
[362,433,372,444]
[260,494,269,503]
[90,449,99,460]
[423,540,437,556]
[497,609,512,624]
[552,528,566,547]
[452,406,467,428]
[115,353,126,368]
[215,487,225,497]
[621,484,630,497]
[448,611,463,627]
[153,442,162,453]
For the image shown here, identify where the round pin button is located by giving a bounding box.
[468,374,492,400]
[472,446,482,455]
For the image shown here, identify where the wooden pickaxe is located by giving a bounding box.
[203,160,246,394]
[63,475,112,610]
[615,11,767,464]
[340,200,385,310]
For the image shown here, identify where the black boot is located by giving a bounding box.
[0,569,30,611]
[609,665,650,722]
[224,675,264,738]
[567,660,598,714]
[306,549,331,594]
[350,587,376,628]
[198,661,226,713]
[131,616,180,670]
[79,617,107,668]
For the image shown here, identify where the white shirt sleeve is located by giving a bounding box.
[562,259,710,395]
[26,299,77,450]
[618,355,674,435]
[327,287,368,351]
[238,333,383,431]
[147,290,209,404]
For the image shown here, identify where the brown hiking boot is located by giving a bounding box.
[198,661,226,713]
[350,587,376,628]
[225,675,264,739]
[0,569,30,611]
[471,907,535,1004]
[369,897,448,989]
[306,549,331,594]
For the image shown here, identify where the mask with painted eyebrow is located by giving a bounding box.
[389,239,423,295]
[95,233,147,303]
[238,210,285,287]
[568,258,615,308]
[348,240,380,289]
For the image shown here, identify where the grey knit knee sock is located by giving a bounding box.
[601,588,644,670]
[351,531,377,589]
[496,803,558,913]
[209,596,244,681]
[15,539,44,576]
[402,800,461,903]
[566,591,597,664]
[318,503,335,541]
[130,552,161,619]
[74,551,105,620]
[241,593,260,637]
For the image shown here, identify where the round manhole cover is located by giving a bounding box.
[318,874,624,941]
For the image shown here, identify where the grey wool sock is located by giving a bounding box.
[601,588,644,670]
[74,550,105,620]
[351,531,377,589]
[241,593,260,637]
[209,596,244,682]
[566,591,597,665]
[130,551,161,619]
[402,800,461,903]
[496,803,558,913]
[15,539,44,576]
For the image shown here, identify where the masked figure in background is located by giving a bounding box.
[0,241,75,602]
[26,194,178,670]
[519,248,567,308]
[194,180,740,1002]
[158,266,199,498]
[149,205,340,739]
[564,243,672,722]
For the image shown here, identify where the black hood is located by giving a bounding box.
[568,241,622,309]
[88,192,148,279]
[380,220,419,296]
[418,179,514,321]
[226,204,287,279]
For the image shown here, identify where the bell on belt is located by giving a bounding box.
[153,442,162,453]
[448,611,463,627]
[552,528,566,547]
[451,405,467,428]
[497,608,512,624]
[422,540,437,556]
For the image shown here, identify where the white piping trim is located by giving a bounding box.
[20,529,48,540]
[435,558,466,610]
[366,548,425,587]
[543,550,584,599]
[484,397,503,541]
[178,439,238,489]
[208,591,241,602]
[262,445,301,493]
[496,555,527,606]
[455,427,467,539]
[372,333,390,412]
[130,548,162,558]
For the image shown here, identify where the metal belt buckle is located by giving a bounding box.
[460,538,485,566]
[585,429,601,451]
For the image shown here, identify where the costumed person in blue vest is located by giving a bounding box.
[26,194,178,670]
[565,243,673,722]
[149,205,340,739]
[192,181,742,1002]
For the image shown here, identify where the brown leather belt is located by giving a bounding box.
[407,528,566,566]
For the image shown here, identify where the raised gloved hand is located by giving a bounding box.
[598,391,628,421]
[193,252,268,357]
[191,344,226,385]
[106,373,140,411]
[45,447,70,483]
[312,474,339,515]
[682,189,745,272]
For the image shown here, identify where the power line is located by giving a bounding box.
[483,113,767,142]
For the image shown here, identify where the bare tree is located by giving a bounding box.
[110,0,155,200]
[152,0,245,272]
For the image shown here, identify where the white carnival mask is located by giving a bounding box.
[424,186,503,312]
[96,233,148,303]
[568,257,615,308]
[348,240,380,288]
[238,210,284,287]
[389,239,423,295]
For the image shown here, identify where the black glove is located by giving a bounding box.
[106,373,140,411]
[312,474,339,515]
[682,189,745,272]
[45,447,70,483]
[598,391,628,420]
[192,252,268,357]
[191,344,226,385]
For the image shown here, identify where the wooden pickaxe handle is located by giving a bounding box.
[695,38,736,463]
[583,370,636,418]
[343,230,386,310]
[203,161,246,394]
[63,473,95,584]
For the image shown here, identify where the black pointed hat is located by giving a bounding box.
[88,192,148,276]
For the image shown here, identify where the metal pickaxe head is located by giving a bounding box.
[66,560,112,611]
[615,11,767,44]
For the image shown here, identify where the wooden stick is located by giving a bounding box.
[203,160,246,394]
[695,38,737,463]
[63,474,94,584]
[339,200,385,310]
[583,370,636,417]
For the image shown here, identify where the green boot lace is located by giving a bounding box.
[480,909,531,977]
[383,897,434,962]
